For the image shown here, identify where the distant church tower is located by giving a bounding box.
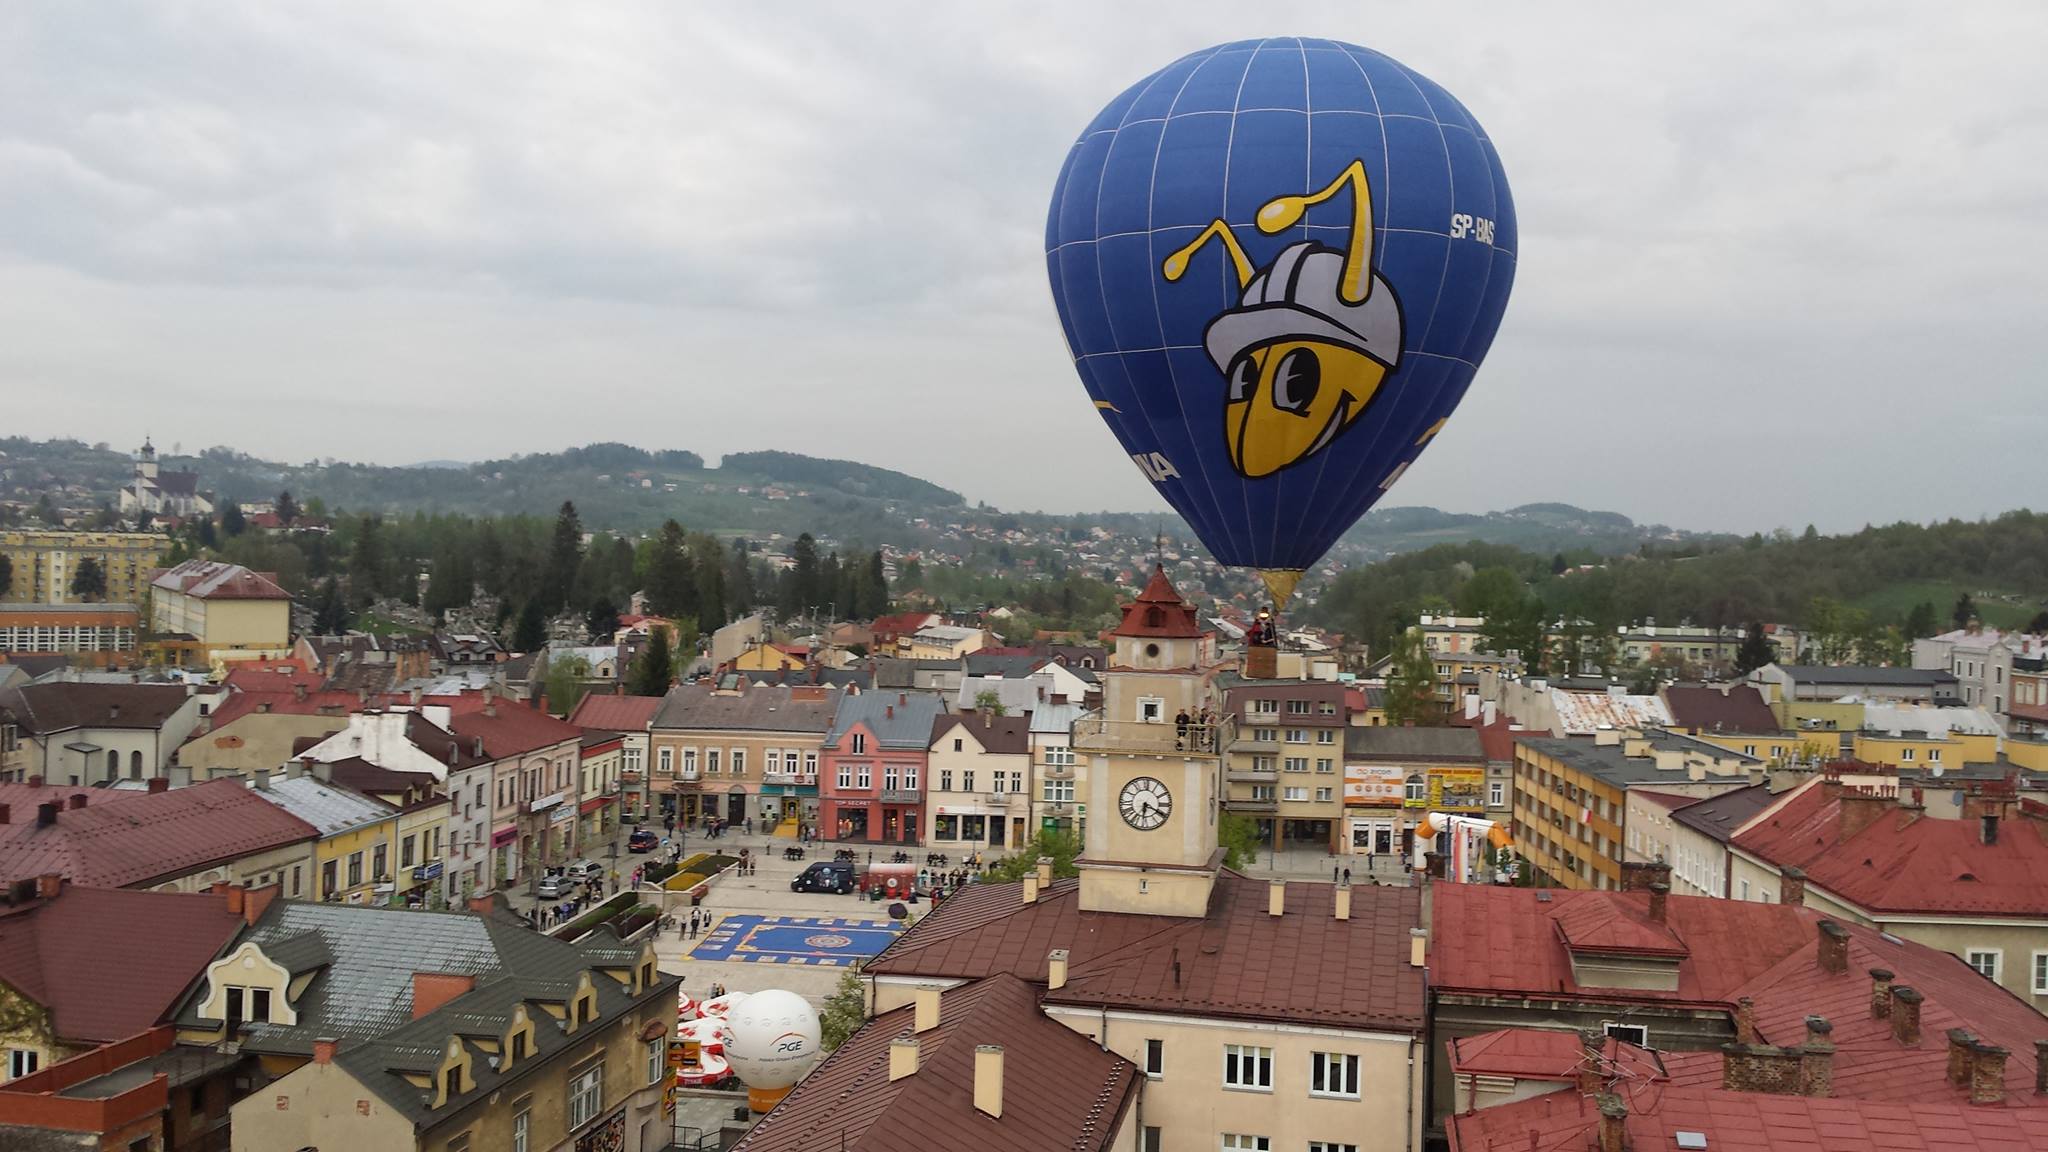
[137,437,159,482]
[1073,564,1226,917]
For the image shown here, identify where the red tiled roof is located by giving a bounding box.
[0,885,243,1044]
[1431,885,1817,1007]
[151,559,290,600]
[732,974,1137,1152]
[1449,1086,2048,1151]
[207,687,493,728]
[1733,779,2048,915]
[0,780,317,888]
[1111,565,1206,639]
[1549,894,1689,958]
[1663,684,1783,734]
[1448,1029,1664,1084]
[448,703,581,760]
[566,693,662,732]
[223,660,321,693]
[870,871,1425,1032]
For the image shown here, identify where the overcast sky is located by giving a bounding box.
[2,3,2042,534]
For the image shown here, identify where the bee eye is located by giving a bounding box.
[1271,348,1321,414]
[1226,354,1257,402]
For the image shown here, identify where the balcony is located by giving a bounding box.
[1226,766,1278,784]
[1225,796,1278,813]
[1230,734,1281,753]
[1073,718,1231,756]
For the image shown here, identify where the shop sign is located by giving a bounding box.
[1428,768,1486,812]
[1344,764,1403,803]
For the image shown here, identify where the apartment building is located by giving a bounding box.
[1028,700,1089,842]
[651,682,843,830]
[1223,680,1348,853]
[0,529,167,607]
[926,711,1032,851]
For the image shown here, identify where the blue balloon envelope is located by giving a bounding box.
[1046,37,1516,602]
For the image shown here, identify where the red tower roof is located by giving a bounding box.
[1113,564,1206,639]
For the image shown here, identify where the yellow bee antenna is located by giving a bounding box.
[1254,159,1375,304]
[1162,219,1254,290]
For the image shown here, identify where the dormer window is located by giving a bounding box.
[442,1066,461,1100]
[852,732,867,754]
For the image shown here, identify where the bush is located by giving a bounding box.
[614,906,660,937]
[664,870,711,892]
[556,890,637,939]
[641,860,679,885]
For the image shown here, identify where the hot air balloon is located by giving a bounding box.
[1046,37,1516,607]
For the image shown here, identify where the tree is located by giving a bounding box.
[1550,552,1568,576]
[726,539,755,614]
[585,597,621,642]
[348,515,387,605]
[1805,597,1867,665]
[971,689,1007,715]
[1733,622,1775,675]
[275,490,299,527]
[985,830,1083,881]
[642,520,695,619]
[512,598,547,651]
[0,554,11,599]
[32,493,59,525]
[220,504,247,538]
[544,501,584,612]
[783,533,821,619]
[1382,630,1441,726]
[312,576,351,634]
[1218,811,1261,871]
[1904,601,1940,641]
[1952,592,1977,632]
[69,556,107,602]
[819,969,869,1053]
[2028,610,2048,635]
[627,625,674,696]
[543,654,592,717]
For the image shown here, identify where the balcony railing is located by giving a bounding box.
[1072,718,1231,755]
[1226,767,1278,784]
[1225,796,1278,813]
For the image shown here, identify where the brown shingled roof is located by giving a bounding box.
[732,974,1138,1152]
[0,682,194,734]
[869,871,1426,1032]
[930,711,1031,756]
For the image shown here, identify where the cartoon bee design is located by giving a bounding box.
[1162,160,1404,479]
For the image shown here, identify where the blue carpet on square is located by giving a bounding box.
[691,915,904,967]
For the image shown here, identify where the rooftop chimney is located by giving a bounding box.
[67,793,87,811]
[1779,865,1807,907]
[1036,856,1053,888]
[254,769,271,792]
[1022,874,1040,904]
[1595,1093,1627,1152]
[1647,881,1669,924]
[1891,986,1923,1045]
[1801,1016,1835,1098]
[973,1045,1004,1118]
[1575,1031,1605,1094]
[412,972,478,1020]
[1334,885,1352,921]
[1947,1029,1978,1087]
[1816,920,1849,974]
[147,776,168,793]
[1735,997,1760,1044]
[1410,928,1427,969]
[36,802,57,828]
[36,873,61,900]
[1869,968,1895,1019]
[312,1038,337,1065]
[1047,948,1069,992]
[0,804,9,826]
[225,885,245,916]
[1970,1042,2009,1106]
[1269,879,1286,917]
[889,1036,919,1081]
[913,986,941,1034]
[1838,791,1891,842]
[885,705,893,720]
[2034,1039,2048,1095]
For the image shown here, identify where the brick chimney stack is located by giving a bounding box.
[1596,1093,1628,1152]
[1779,866,1807,907]
[1947,1030,1978,1087]
[1646,881,1669,924]
[1891,986,1924,1045]
[1970,1042,2009,1106]
[1816,920,1850,974]
[1800,1016,1835,1098]
[1869,968,1895,1019]
[1735,996,1760,1044]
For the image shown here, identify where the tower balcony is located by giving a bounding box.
[1072,718,1231,756]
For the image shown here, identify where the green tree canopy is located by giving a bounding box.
[512,598,547,651]
[1382,630,1441,726]
[543,654,592,717]
[69,556,107,601]
[819,969,869,1053]
[1733,621,1775,675]
[627,625,674,697]
[1218,811,1261,871]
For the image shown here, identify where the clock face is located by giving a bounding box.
[1119,776,1173,831]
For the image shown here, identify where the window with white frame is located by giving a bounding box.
[1046,746,1075,767]
[763,748,781,774]
[1285,729,1308,744]
[805,751,818,777]
[1929,747,1942,763]
[1315,758,1334,773]
[730,749,746,775]
[1223,1044,1272,1090]
[1144,1038,1163,1078]
[568,1063,604,1129]
[1287,700,1311,715]
[836,764,853,789]
[1317,729,1336,745]
[1489,780,1507,806]
[1315,787,1333,802]
[906,765,919,790]
[2033,952,2048,996]
[706,749,720,774]
[1310,1052,1360,1098]
[1967,949,2002,982]
[885,765,900,792]
[647,1039,664,1084]
[512,1108,529,1152]
[851,732,867,754]
[1404,775,1426,803]
[1284,757,1309,772]
[6,1048,39,1080]
[1309,1144,1359,1152]
[1044,778,1075,803]
[1221,1135,1269,1151]
[1283,786,1308,801]
[1604,1022,1650,1047]
[682,748,697,774]
[659,748,673,773]
[1249,699,1278,716]
[857,765,872,789]
[1139,697,1165,723]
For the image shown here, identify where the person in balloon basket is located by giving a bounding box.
[1162,159,1406,481]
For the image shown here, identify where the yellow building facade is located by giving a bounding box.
[0,529,167,606]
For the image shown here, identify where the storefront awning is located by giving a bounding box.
[491,825,518,847]
[579,796,613,814]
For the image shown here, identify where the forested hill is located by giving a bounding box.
[1308,512,2048,659]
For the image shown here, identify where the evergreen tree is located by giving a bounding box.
[69,556,108,602]
[1550,552,1568,576]
[348,515,386,604]
[1383,630,1442,726]
[512,598,547,651]
[221,504,247,538]
[691,533,727,631]
[312,576,351,634]
[585,597,621,642]
[1904,601,1940,641]
[196,517,218,549]
[783,533,820,619]
[627,625,674,696]
[2027,610,2048,634]
[544,501,584,611]
[867,550,890,617]
[818,970,868,1053]
[1952,592,1977,632]
[1734,621,1775,675]
[643,520,696,619]
[0,554,11,599]
[726,538,754,614]
[275,490,299,527]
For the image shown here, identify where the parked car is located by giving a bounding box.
[565,860,605,883]
[790,860,856,895]
[536,873,567,899]
[628,829,660,853]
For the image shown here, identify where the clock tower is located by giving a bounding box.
[1074,565,1226,917]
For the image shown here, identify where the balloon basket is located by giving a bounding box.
[1244,645,1278,681]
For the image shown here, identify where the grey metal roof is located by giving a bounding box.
[1777,665,1958,685]
[650,683,845,733]
[1517,736,1755,790]
[246,776,395,836]
[822,690,948,750]
[1669,783,1776,843]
